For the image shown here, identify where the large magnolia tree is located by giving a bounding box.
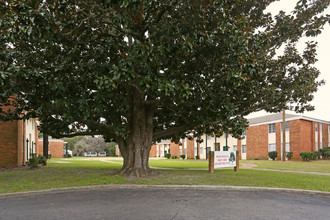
[0,0,329,176]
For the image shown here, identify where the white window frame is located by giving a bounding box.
[268,143,276,152]
[268,123,276,133]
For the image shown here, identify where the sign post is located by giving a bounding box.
[234,150,239,172]
[209,150,239,173]
[208,151,214,173]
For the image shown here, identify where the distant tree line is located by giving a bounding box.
[62,136,116,157]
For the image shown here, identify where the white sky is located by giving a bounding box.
[247,0,330,121]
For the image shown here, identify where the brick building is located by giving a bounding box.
[116,113,330,160]
[0,105,39,167]
[37,139,64,158]
[245,113,330,160]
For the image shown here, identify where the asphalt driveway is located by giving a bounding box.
[0,186,329,220]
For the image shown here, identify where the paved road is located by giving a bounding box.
[0,187,329,220]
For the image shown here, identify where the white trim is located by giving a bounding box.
[249,116,330,127]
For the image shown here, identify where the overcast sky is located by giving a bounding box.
[247,0,330,121]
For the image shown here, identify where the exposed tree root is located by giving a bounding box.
[118,166,159,178]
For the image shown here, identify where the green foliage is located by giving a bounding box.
[27,154,47,168]
[180,155,186,159]
[300,152,314,161]
[48,154,52,160]
[268,151,278,161]
[313,151,321,160]
[37,154,47,166]
[165,153,171,159]
[171,155,177,159]
[320,147,330,159]
[64,154,72,158]
[0,1,329,170]
[286,152,293,160]
[63,136,85,151]
[27,154,39,168]
[195,155,200,160]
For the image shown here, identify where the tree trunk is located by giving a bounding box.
[117,90,155,177]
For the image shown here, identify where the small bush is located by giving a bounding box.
[313,151,321,160]
[300,152,314,161]
[48,154,52,160]
[268,151,278,160]
[180,154,186,159]
[37,154,47,166]
[320,147,330,159]
[64,154,72,158]
[165,153,171,159]
[286,152,293,160]
[27,154,47,168]
[174,156,177,159]
[195,155,200,160]
[27,155,39,168]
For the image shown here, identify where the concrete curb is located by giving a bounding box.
[1,184,329,198]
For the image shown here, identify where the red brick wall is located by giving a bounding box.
[0,120,19,167]
[187,138,195,159]
[17,120,24,166]
[289,120,301,159]
[246,124,268,159]
[170,142,180,158]
[289,120,313,159]
[149,144,157,157]
[322,124,329,148]
[38,140,64,158]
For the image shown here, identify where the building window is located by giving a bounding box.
[233,145,237,151]
[315,123,318,132]
[285,143,290,152]
[268,143,276,152]
[184,148,187,155]
[315,142,318,151]
[268,123,276,133]
[320,142,323,149]
[179,148,182,155]
[241,145,246,153]
[200,146,203,155]
[280,122,289,132]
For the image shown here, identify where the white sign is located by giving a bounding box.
[214,151,236,168]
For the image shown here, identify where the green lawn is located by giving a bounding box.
[106,158,209,169]
[0,158,329,194]
[243,160,330,173]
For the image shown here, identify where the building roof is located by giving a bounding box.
[248,113,330,126]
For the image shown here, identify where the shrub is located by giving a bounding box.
[300,152,314,161]
[320,147,330,159]
[27,154,39,168]
[286,152,293,160]
[195,155,200,160]
[64,154,72,158]
[37,154,47,166]
[174,156,177,159]
[180,154,186,159]
[165,153,171,159]
[48,154,52,159]
[313,151,321,160]
[268,151,278,160]
[27,154,47,168]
